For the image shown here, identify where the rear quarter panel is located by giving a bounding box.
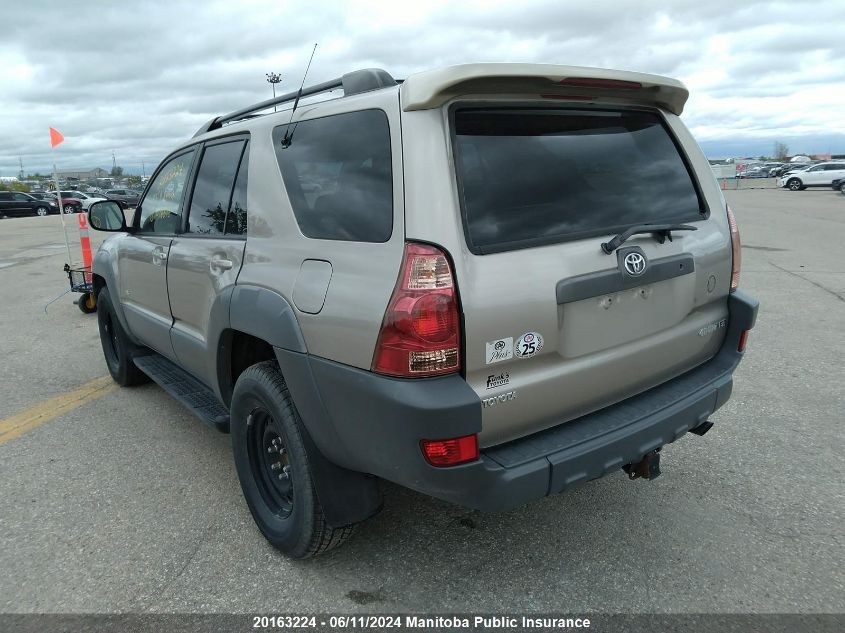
[234,89,406,370]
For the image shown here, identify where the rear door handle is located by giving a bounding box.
[210,255,234,272]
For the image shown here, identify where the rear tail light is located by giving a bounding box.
[727,205,741,291]
[421,435,478,466]
[372,242,461,377]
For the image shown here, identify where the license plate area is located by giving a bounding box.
[559,275,695,358]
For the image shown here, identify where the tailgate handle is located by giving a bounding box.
[556,254,695,304]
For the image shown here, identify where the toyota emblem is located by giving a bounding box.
[624,252,647,276]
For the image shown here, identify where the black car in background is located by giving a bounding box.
[104,189,141,209]
[832,177,845,193]
[0,191,55,217]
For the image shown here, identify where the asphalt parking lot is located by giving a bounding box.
[0,188,843,614]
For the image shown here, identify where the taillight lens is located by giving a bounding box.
[372,242,461,377]
[727,205,741,291]
[420,435,478,466]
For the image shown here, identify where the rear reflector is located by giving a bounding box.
[558,77,643,90]
[421,435,479,467]
[727,205,741,291]
[738,330,749,352]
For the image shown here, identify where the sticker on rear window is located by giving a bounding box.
[485,337,513,364]
[515,332,544,359]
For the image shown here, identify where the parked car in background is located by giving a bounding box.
[770,163,807,178]
[27,192,54,201]
[739,167,769,178]
[0,191,55,217]
[44,192,83,213]
[104,189,141,209]
[778,162,845,191]
[57,190,106,210]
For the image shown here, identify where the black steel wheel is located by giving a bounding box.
[248,407,294,518]
[231,361,356,558]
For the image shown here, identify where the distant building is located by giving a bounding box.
[55,167,109,179]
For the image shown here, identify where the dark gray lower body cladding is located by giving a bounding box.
[279,290,758,513]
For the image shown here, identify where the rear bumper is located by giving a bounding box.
[277,290,758,512]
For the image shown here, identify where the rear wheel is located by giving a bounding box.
[840,183,845,194]
[231,361,356,558]
[35,206,49,217]
[787,178,802,191]
[97,288,149,386]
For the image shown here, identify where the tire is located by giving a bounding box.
[35,206,49,217]
[78,291,97,314]
[840,183,845,194]
[787,178,803,191]
[231,361,356,558]
[96,287,149,386]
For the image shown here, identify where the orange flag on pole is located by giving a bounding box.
[49,127,64,148]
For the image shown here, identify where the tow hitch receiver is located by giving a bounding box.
[623,449,661,481]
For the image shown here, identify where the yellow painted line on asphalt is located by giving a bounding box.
[0,375,117,446]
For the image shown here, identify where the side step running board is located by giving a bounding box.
[133,353,230,432]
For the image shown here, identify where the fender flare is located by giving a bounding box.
[229,285,307,353]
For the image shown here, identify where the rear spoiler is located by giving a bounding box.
[400,63,689,115]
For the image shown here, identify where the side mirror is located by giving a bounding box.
[88,200,127,232]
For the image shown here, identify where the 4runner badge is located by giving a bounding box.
[698,319,727,337]
[485,337,513,364]
[515,332,544,358]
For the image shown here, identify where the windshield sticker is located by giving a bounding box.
[515,332,544,359]
[485,337,513,364]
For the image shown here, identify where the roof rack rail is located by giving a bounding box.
[193,68,396,137]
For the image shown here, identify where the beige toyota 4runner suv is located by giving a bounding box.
[87,64,758,558]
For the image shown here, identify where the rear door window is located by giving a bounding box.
[452,108,706,254]
[273,109,392,242]
[187,139,246,236]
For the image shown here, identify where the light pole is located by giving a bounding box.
[266,72,282,111]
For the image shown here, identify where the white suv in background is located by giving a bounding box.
[778,162,845,190]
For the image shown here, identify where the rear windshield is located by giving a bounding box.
[453,108,705,254]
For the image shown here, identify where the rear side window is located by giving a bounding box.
[273,109,392,242]
[187,139,246,236]
[453,108,705,254]
[226,141,249,235]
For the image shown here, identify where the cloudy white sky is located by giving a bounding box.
[1,0,843,177]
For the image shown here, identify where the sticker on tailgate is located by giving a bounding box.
[485,337,513,364]
[515,332,544,358]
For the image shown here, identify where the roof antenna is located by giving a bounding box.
[281,43,318,148]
